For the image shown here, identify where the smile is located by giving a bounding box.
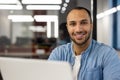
[74,32,86,39]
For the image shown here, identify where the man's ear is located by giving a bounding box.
[66,24,68,28]
[66,24,67,27]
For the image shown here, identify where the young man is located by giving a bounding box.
[48,7,120,80]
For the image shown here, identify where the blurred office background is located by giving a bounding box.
[0,0,120,58]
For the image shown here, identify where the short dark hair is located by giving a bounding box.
[67,6,92,23]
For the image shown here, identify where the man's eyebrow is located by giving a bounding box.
[68,19,89,23]
[68,21,75,23]
[81,19,88,22]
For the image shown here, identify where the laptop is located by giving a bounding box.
[0,57,73,80]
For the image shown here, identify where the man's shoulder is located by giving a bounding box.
[48,42,73,60]
[53,43,71,52]
[92,40,116,53]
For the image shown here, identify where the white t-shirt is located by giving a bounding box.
[73,55,81,80]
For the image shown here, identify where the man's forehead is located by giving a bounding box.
[68,9,88,16]
[68,10,88,16]
[67,10,90,22]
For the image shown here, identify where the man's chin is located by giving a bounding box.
[73,40,86,46]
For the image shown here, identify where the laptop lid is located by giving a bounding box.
[0,57,73,80]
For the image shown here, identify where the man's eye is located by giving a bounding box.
[69,23,76,26]
[81,21,88,25]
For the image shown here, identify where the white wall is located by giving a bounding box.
[97,0,113,46]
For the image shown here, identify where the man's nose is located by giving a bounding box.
[75,24,83,32]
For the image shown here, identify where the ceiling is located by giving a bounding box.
[0,0,70,13]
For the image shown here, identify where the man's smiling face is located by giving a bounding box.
[66,9,93,46]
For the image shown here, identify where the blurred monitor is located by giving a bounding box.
[0,57,73,80]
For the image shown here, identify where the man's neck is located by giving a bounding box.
[73,40,90,55]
